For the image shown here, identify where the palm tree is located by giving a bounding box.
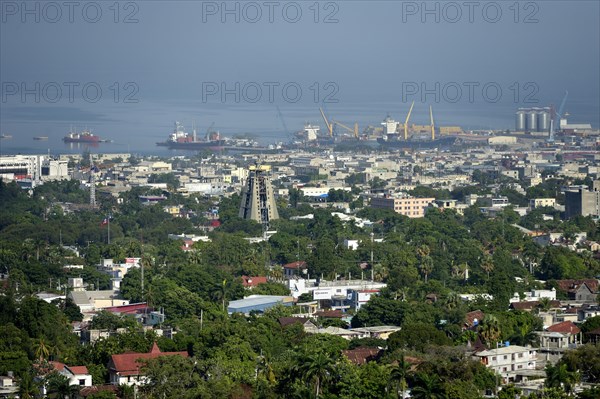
[388,354,411,399]
[442,292,461,311]
[296,351,336,398]
[478,315,501,347]
[419,256,433,283]
[481,256,494,280]
[410,372,446,399]
[18,373,40,399]
[34,337,51,361]
[45,372,79,399]
[537,297,552,313]
[416,244,431,259]
[545,363,579,396]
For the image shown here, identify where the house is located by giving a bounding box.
[108,342,188,386]
[349,326,402,340]
[342,347,384,365]
[278,317,319,334]
[49,362,93,388]
[538,321,581,363]
[283,261,308,279]
[555,279,599,302]
[0,374,18,397]
[585,327,600,344]
[319,326,365,340]
[241,276,268,288]
[474,345,539,383]
[464,310,485,330]
[509,300,561,312]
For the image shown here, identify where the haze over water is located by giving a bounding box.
[1,1,598,155]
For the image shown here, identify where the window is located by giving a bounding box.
[492,356,496,361]
[79,379,86,386]
[503,355,508,360]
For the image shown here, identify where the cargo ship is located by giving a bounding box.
[156,122,226,150]
[63,129,101,143]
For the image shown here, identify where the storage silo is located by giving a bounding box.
[515,109,527,131]
[537,109,550,133]
[526,109,538,132]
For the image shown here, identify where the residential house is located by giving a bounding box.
[283,261,308,279]
[342,347,384,365]
[538,321,581,363]
[474,345,539,383]
[241,276,268,289]
[108,343,188,386]
[556,279,599,302]
[49,362,93,388]
[278,317,319,334]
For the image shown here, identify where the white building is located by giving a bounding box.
[474,345,538,382]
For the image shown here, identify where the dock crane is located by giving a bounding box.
[549,90,568,142]
[319,108,334,137]
[205,122,215,140]
[429,105,435,141]
[403,101,415,140]
[276,106,292,140]
[333,120,359,139]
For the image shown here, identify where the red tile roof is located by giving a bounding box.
[68,366,89,375]
[241,276,268,288]
[556,279,599,294]
[342,347,384,365]
[283,261,307,270]
[109,342,188,376]
[547,321,581,335]
[464,310,484,328]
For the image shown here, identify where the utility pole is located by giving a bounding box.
[370,232,374,281]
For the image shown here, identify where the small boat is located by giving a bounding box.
[0,134,12,139]
[33,136,49,141]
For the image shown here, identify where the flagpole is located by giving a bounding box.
[107,214,111,245]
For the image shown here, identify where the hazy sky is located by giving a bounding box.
[1,0,599,147]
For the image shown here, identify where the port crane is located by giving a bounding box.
[276,106,291,140]
[429,105,435,141]
[403,101,415,140]
[549,90,568,141]
[205,122,215,140]
[333,120,360,139]
[319,107,334,137]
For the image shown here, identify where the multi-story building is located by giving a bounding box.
[239,164,279,226]
[474,345,538,382]
[371,195,435,218]
[564,182,600,219]
[529,198,556,209]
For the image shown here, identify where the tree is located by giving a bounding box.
[388,354,411,399]
[410,372,446,399]
[45,372,79,399]
[296,351,336,398]
[545,363,579,395]
[18,373,40,399]
[481,256,494,280]
[478,315,501,347]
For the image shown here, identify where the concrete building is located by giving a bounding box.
[239,164,279,227]
[227,295,293,314]
[529,198,556,209]
[371,196,435,218]
[564,183,600,219]
[474,345,538,382]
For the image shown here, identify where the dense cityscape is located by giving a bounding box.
[1,116,600,399]
[2,0,599,398]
